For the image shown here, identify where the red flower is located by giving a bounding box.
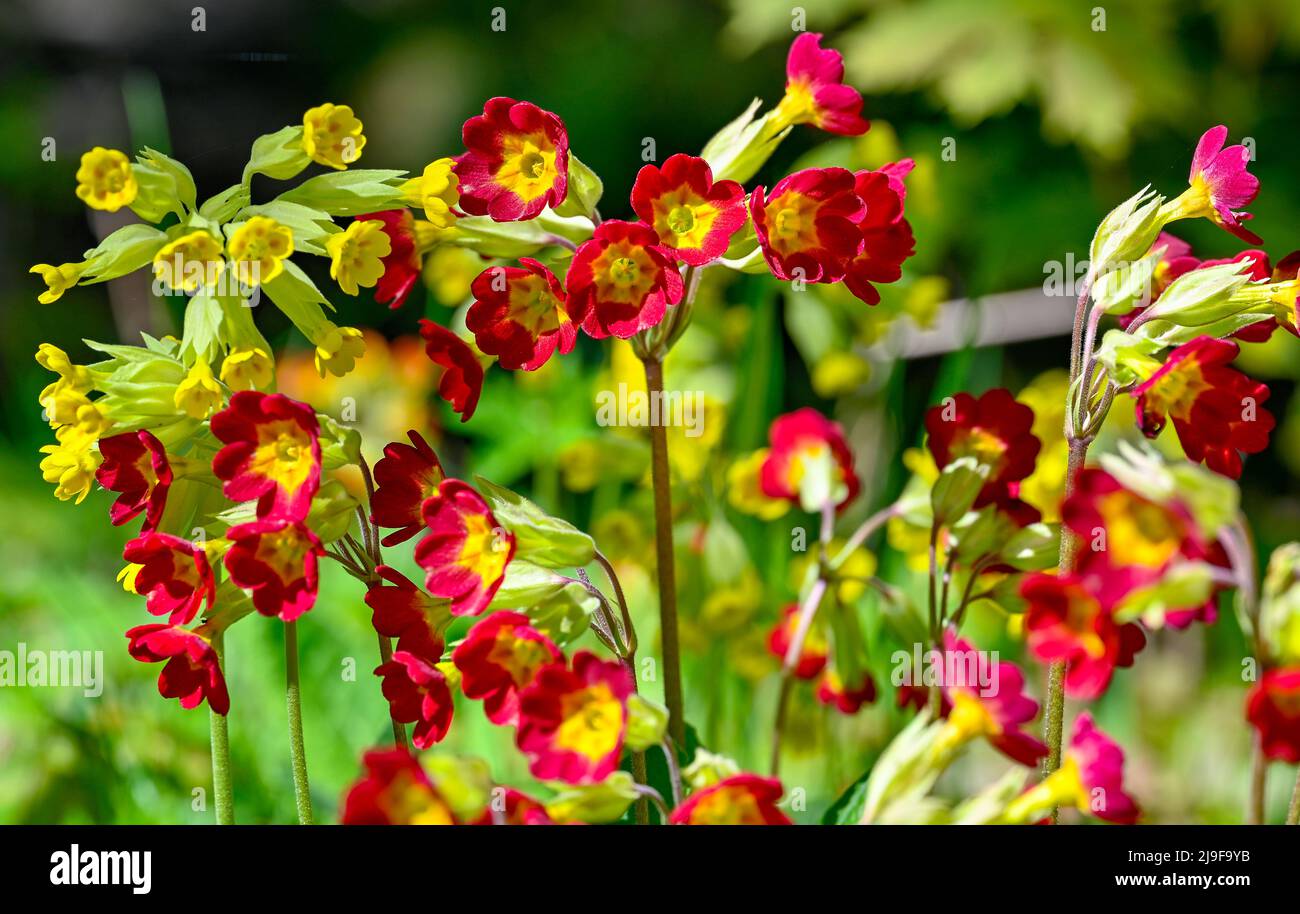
[341,748,457,825]
[750,167,864,283]
[775,33,869,136]
[669,774,793,825]
[466,258,577,370]
[815,668,877,715]
[126,623,229,714]
[766,603,828,680]
[1062,712,1140,824]
[417,320,484,422]
[376,650,454,749]
[452,610,562,725]
[414,479,515,617]
[1132,335,1273,479]
[759,408,860,511]
[565,220,684,339]
[924,388,1040,507]
[455,97,568,222]
[358,209,421,309]
[370,430,445,547]
[123,532,215,625]
[95,430,172,530]
[224,518,323,621]
[844,160,916,305]
[364,565,452,647]
[934,631,1047,767]
[1182,125,1261,244]
[629,154,747,266]
[473,788,557,825]
[211,391,321,521]
[1246,667,1300,763]
[516,651,632,784]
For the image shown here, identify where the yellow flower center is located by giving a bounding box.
[554,682,623,762]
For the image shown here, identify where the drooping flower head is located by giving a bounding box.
[302,102,366,170]
[341,749,456,825]
[357,209,421,309]
[220,346,275,392]
[1005,713,1139,824]
[772,33,869,136]
[326,218,392,296]
[95,430,172,531]
[1246,667,1300,763]
[36,343,98,428]
[565,220,684,339]
[153,230,225,293]
[1167,125,1261,243]
[516,651,632,784]
[174,358,223,420]
[845,160,916,305]
[466,258,577,370]
[924,388,1040,507]
[630,154,747,266]
[453,610,562,725]
[40,424,103,504]
[414,479,515,617]
[766,603,829,680]
[123,532,215,625]
[815,668,877,715]
[759,408,860,512]
[1132,336,1273,479]
[31,262,87,305]
[224,518,323,621]
[211,391,322,520]
[418,320,484,422]
[227,215,294,287]
[370,431,445,547]
[376,650,454,749]
[668,774,793,825]
[126,623,229,714]
[455,97,569,222]
[364,565,452,649]
[76,147,137,212]
[751,167,864,283]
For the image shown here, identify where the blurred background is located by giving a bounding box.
[3,0,1300,824]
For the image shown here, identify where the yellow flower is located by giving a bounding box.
[1017,369,1070,522]
[790,538,877,604]
[700,570,763,634]
[401,157,460,229]
[312,322,366,378]
[325,219,390,295]
[559,439,603,492]
[174,359,223,419]
[726,449,789,520]
[36,344,97,427]
[667,396,725,482]
[30,262,87,304]
[227,216,294,286]
[153,230,225,292]
[424,245,479,305]
[75,147,137,212]
[220,347,275,391]
[302,103,366,170]
[39,425,103,504]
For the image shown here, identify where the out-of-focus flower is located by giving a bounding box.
[516,651,632,784]
[668,774,792,825]
[815,668,876,714]
[227,216,294,287]
[759,407,859,512]
[1016,370,1070,522]
[358,209,421,310]
[453,611,562,725]
[30,262,87,304]
[224,518,323,621]
[1163,125,1261,244]
[924,388,1040,507]
[415,479,515,617]
[401,157,460,229]
[473,788,556,825]
[727,449,790,520]
[700,570,763,634]
[341,749,456,825]
[771,33,868,137]
[95,430,172,530]
[1246,667,1300,762]
[309,322,366,379]
[418,320,484,421]
[566,220,683,339]
[220,347,275,392]
[153,230,224,292]
[326,219,392,296]
[211,391,321,520]
[125,623,229,714]
[75,147,137,211]
[376,650,454,749]
[122,532,215,625]
[1004,713,1139,824]
[466,259,577,370]
[174,358,223,420]
[845,160,916,306]
[424,246,481,306]
[751,167,864,284]
[302,103,366,170]
[455,97,569,222]
[370,430,445,546]
[767,604,828,680]
[630,153,746,266]
[811,350,871,398]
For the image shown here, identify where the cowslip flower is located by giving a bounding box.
[771,33,869,136]
[759,408,860,512]
[516,651,632,784]
[302,102,366,170]
[668,774,792,825]
[630,153,746,266]
[453,611,562,725]
[376,650,454,749]
[1164,125,1261,243]
[227,215,294,287]
[726,449,790,521]
[364,565,452,649]
[751,167,864,283]
[1246,666,1300,762]
[414,479,515,617]
[418,320,484,421]
[766,604,828,679]
[219,347,275,392]
[815,668,877,715]
[125,623,229,714]
[311,321,367,379]
[401,157,459,229]
[326,219,392,296]
[224,518,323,621]
[153,230,224,292]
[75,146,137,211]
[1132,336,1273,479]
[370,430,445,546]
[1004,713,1139,825]
[358,209,421,310]
[95,429,172,530]
[123,532,215,625]
[845,160,916,305]
[40,425,104,504]
[455,97,568,221]
[174,358,223,420]
[472,788,556,826]
[211,390,321,520]
[341,749,456,825]
[565,220,684,339]
[466,258,576,370]
[30,262,87,304]
[924,388,1040,507]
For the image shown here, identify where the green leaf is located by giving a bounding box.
[274,168,406,216]
[474,476,596,568]
[242,125,310,183]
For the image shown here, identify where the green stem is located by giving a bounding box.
[208,631,234,825]
[1288,768,1300,825]
[1249,736,1267,824]
[285,620,314,825]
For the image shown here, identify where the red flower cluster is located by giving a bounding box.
[924,388,1040,508]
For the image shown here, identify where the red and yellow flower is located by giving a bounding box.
[845,160,916,305]
[772,33,869,136]
[766,604,828,680]
[376,650,455,749]
[1246,667,1300,763]
[472,788,557,825]
[668,774,793,825]
[364,565,452,650]
[1004,712,1139,824]
[453,611,562,725]
[455,97,569,222]
[126,623,229,715]
[759,407,860,512]
[418,320,484,422]
[123,532,215,625]
[565,220,684,339]
[924,388,1040,507]
[341,749,456,825]
[95,430,172,530]
[516,651,632,784]
[751,167,864,283]
[370,430,445,547]
[466,258,577,370]
[224,518,324,621]
[815,668,877,715]
[414,479,515,617]
[358,209,421,310]
[630,154,747,266]
[211,391,322,520]
[1164,125,1261,243]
